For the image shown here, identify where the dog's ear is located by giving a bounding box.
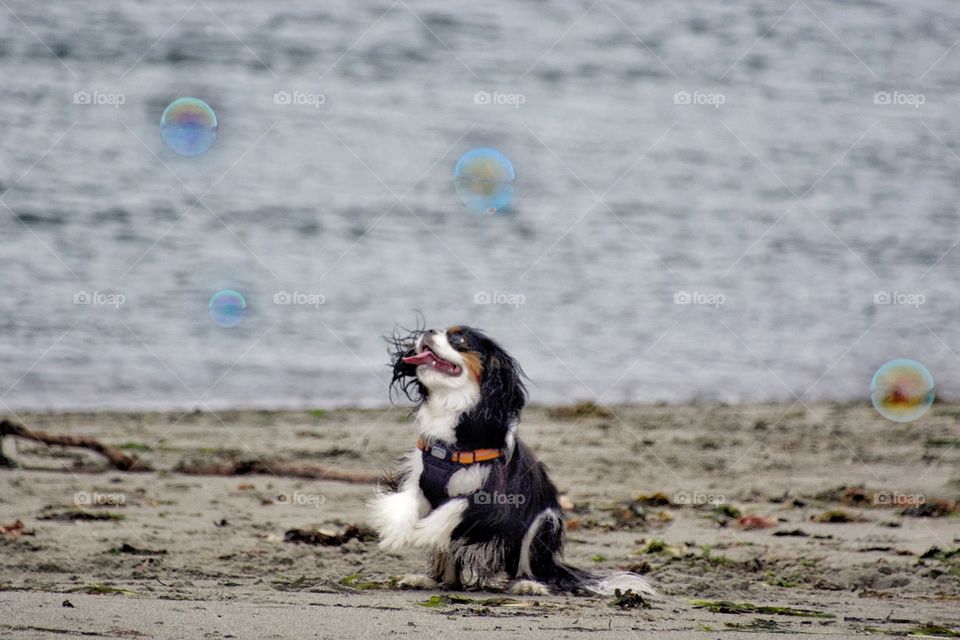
[473,339,526,424]
[387,328,427,405]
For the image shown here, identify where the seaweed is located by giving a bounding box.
[812,509,864,523]
[338,572,392,590]
[608,588,650,610]
[39,510,125,522]
[64,583,139,596]
[417,595,530,608]
[691,599,834,619]
[907,623,960,637]
[546,401,613,420]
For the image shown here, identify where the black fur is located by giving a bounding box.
[383,323,608,594]
[387,318,428,406]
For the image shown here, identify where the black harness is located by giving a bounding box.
[417,436,505,509]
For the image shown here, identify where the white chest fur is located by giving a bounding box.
[415,384,479,443]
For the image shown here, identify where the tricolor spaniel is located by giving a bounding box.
[369,324,654,597]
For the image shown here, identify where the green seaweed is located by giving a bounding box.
[116,442,153,452]
[908,623,960,637]
[417,595,528,608]
[338,572,391,590]
[691,599,834,619]
[712,504,742,519]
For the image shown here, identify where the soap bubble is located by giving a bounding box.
[870,359,935,422]
[161,97,218,156]
[453,148,516,214]
[209,289,245,328]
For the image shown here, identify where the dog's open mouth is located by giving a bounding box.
[402,346,462,376]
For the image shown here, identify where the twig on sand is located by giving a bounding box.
[0,418,377,484]
[174,459,376,484]
[0,419,151,472]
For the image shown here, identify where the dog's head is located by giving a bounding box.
[389,324,526,424]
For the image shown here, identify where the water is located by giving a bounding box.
[2,0,960,411]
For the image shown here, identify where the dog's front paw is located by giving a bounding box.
[378,530,411,552]
[396,574,439,590]
[508,579,551,596]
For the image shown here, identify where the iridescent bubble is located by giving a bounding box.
[453,148,516,214]
[161,97,218,156]
[209,289,245,328]
[871,359,935,423]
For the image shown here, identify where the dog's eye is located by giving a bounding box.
[448,332,465,346]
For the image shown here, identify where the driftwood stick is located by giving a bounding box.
[174,459,377,484]
[0,419,377,484]
[0,419,152,472]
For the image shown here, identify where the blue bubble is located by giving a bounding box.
[209,289,245,328]
[871,358,935,423]
[453,148,516,214]
[161,97,218,157]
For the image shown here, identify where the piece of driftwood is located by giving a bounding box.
[174,459,377,484]
[0,418,377,484]
[0,419,151,471]
[283,524,377,546]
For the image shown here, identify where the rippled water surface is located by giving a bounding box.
[2,1,960,410]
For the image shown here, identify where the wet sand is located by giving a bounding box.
[1,403,958,639]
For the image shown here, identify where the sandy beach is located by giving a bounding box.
[1,403,958,639]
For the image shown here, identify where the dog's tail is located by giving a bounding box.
[522,509,656,596]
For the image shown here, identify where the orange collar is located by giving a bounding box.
[417,435,504,465]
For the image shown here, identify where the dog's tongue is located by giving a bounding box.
[402,351,437,366]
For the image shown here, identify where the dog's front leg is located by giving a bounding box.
[411,498,468,549]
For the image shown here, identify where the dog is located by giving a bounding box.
[369,324,654,597]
